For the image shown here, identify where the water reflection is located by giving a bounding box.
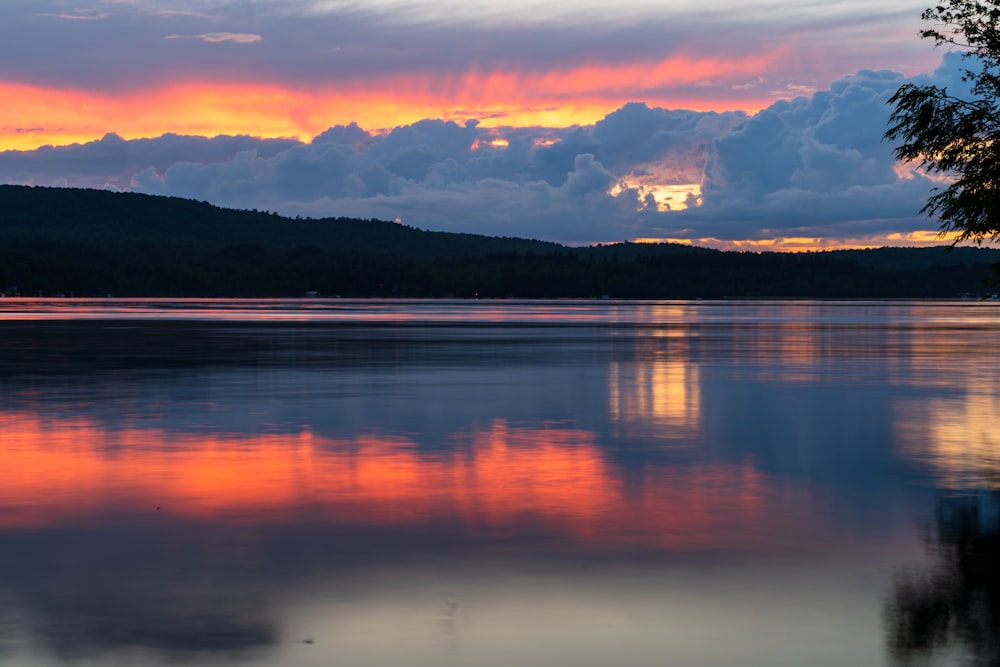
[0,411,796,551]
[609,332,701,439]
[885,492,1000,666]
[896,374,1000,490]
[3,300,1000,666]
[0,520,280,663]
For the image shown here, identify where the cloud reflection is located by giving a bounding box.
[896,372,1000,490]
[0,411,802,552]
[609,346,701,438]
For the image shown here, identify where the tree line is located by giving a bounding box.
[1,185,998,298]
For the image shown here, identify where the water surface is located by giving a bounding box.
[1,299,997,666]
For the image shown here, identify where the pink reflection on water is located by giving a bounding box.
[0,411,815,552]
[4,298,1000,328]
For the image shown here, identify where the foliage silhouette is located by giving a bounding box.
[886,1,1000,243]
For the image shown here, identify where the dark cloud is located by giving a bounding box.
[656,60,973,242]
[0,55,976,245]
[706,69,904,198]
[119,118,662,242]
[593,103,744,172]
[0,132,299,189]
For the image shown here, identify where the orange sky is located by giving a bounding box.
[0,0,960,250]
[0,49,783,151]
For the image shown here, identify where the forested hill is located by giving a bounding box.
[0,185,564,259]
[1,184,999,298]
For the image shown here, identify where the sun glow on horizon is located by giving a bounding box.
[629,231,962,252]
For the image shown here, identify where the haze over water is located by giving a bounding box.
[1,299,997,666]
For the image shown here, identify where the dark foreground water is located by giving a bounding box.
[0,299,997,667]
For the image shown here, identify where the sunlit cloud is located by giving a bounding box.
[0,58,954,250]
[0,1,975,248]
[639,232,965,252]
[610,180,702,212]
[471,137,510,150]
[885,230,963,245]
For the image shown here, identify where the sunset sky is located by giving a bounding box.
[0,0,971,248]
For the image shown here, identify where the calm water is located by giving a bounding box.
[1,299,997,667]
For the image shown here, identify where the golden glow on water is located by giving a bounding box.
[609,359,701,437]
[4,302,996,667]
[754,321,819,384]
[609,328,701,438]
[896,374,1000,489]
[0,411,799,550]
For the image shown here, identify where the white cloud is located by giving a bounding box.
[153,10,219,18]
[164,31,262,42]
[38,11,111,20]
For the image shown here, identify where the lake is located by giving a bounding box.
[1,299,997,667]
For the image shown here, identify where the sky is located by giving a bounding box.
[0,0,972,249]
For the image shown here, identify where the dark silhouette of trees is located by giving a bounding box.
[886,1,1000,243]
[1,185,998,297]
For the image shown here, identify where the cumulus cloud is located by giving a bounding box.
[0,54,975,246]
[0,132,298,190]
[654,55,975,243]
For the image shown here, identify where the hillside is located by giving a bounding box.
[1,185,998,298]
[0,185,564,259]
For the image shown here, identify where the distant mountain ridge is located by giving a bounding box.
[1,185,998,298]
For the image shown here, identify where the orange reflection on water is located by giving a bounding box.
[0,413,322,525]
[609,332,701,438]
[1,411,797,550]
[896,375,1000,490]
